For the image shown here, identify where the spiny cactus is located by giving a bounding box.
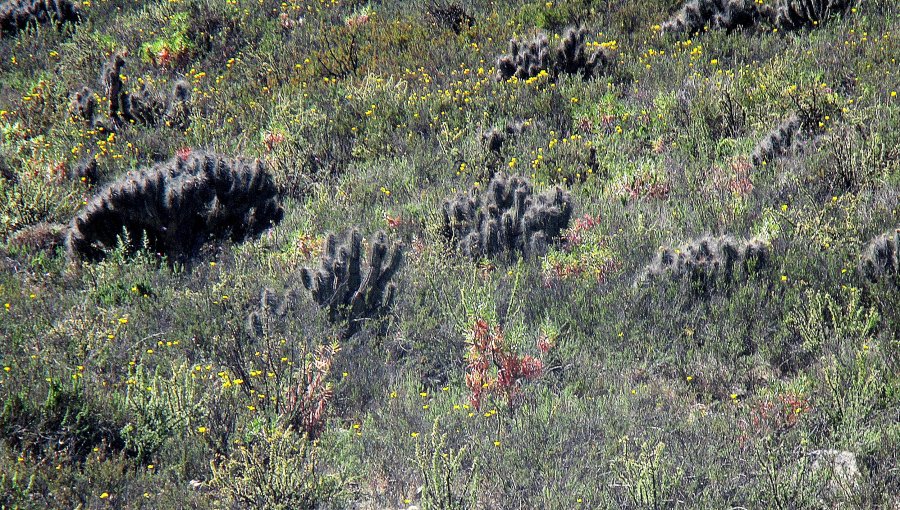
[0,0,81,37]
[661,0,855,34]
[66,151,283,262]
[441,173,573,259]
[300,230,403,337]
[751,113,802,167]
[661,0,761,35]
[496,27,613,81]
[73,53,192,131]
[247,287,293,339]
[860,229,900,282]
[68,156,98,184]
[482,121,528,154]
[164,80,192,130]
[639,235,769,289]
[427,2,473,34]
[761,0,856,31]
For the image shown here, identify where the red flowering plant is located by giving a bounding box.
[464,318,548,410]
[542,213,621,287]
[283,343,338,439]
[737,392,811,447]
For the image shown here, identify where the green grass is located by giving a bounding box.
[1,0,899,508]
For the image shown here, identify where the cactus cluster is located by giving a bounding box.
[860,229,900,282]
[66,151,283,262]
[301,230,403,337]
[482,121,528,154]
[441,173,573,259]
[0,0,81,37]
[661,0,856,34]
[762,0,857,31]
[427,2,473,34]
[639,235,769,289]
[495,27,614,81]
[661,0,762,35]
[247,287,295,339]
[750,113,802,167]
[72,53,191,131]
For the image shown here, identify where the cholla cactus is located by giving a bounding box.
[661,0,856,34]
[441,173,573,259]
[751,113,802,167]
[164,80,192,130]
[482,121,528,154]
[661,0,761,35]
[6,222,65,253]
[860,229,900,282]
[0,0,81,37]
[300,229,403,337]
[73,53,192,130]
[247,287,289,339]
[496,27,613,81]
[427,2,474,34]
[68,156,98,184]
[639,235,769,290]
[66,151,283,262]
[761,0,856,31]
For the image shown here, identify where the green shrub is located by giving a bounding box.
[209,425,347,510]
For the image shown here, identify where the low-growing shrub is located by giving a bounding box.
[209,425,346,510]
[66,150,283,262]
[441,173,573,259]
[495,26,614,81]
[301,229,403,338]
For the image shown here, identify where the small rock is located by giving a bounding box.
[809,449,860,499]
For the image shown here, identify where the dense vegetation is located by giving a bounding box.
[1,0,899,508]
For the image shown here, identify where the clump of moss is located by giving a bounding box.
[441,173,573,259]
[0,0,81,38]
[495,26,614,81]
[638,235,770,291]
[66,150,283,262]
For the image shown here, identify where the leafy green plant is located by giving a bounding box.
[415,418,479,510]
[209,425,346,510]
[612,438,682,510]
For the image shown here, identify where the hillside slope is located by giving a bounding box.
[1,0,899,508]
